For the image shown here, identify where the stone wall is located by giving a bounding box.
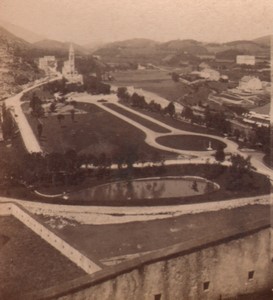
[30,225,272,300]
[0,202,101,275]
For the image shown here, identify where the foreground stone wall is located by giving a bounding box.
[0,202,101,275]
[32,226,271,300]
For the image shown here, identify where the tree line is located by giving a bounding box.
[117,87,176,117]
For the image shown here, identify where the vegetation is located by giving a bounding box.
[226,154,258,191]
[156,135,226,151]
[83,75,111,94]
[104,103,170,133]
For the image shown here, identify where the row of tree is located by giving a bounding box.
[117,87,176,117]
[1,103,16,140]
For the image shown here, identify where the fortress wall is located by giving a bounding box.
[0,202,101,275]
[32,226,272,300]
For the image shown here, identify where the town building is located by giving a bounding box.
[236,55,256,65]
[239,76,262,91]
[62,44,83,84]
[38,56,57,76]
[191,68,220,81]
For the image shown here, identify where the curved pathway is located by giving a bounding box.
[0,195,269,225]
[72,93,273,181]
[73,93,239,158]
[4,75,62,153]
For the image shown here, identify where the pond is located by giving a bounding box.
[68,176,219,202]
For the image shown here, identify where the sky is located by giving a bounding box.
[0,0,272,45]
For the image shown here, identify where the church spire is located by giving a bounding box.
[69,43,75,76]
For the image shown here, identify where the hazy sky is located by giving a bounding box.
[0,0,272,45]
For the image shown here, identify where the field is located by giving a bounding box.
[0,216,84,300]
[22,102,174,159]
[113,69,232,107]
[104,103,171,133]
[118,103,221,136]
[156,135,226,151]
[113,69,191,102]
[251,103,270,115]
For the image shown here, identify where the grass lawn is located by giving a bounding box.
[104,103,171,133]
[250,103,270,115]
[156,135,226,151]
[45,204,269,262]
[22,102,174,159]
[119,102,222,136]
[0,216,84,300]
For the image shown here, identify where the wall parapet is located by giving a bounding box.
[26,220,271,300]
[0,202,102,275]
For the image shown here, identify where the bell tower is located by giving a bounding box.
[69,44,75,76]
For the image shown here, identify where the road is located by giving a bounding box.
[4,75,62,153]
[0,194,269,225]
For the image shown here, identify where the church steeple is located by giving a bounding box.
[69,44,75,76]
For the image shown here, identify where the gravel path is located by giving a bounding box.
[0,195,269,225]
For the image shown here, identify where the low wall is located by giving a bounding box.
[28,222,272,300]
[0,202,101,275]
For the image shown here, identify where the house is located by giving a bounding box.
[38,56,57,76]
[239,76,262,91]
[191,68,220,81]
[236,55,255,65]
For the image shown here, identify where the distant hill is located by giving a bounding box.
[102,38,159,49]
[94,36,270,64]
[160,39,208,54]
[253,35,271,47]
[93,38,161,63]
[33,39,90,55]
[223,40,267,53]
[0,25,30,50]
[0,19,45,43]
[0,26,44,99]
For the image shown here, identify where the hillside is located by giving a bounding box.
[0,26,44,100]
[101,38,159,49]
[94,36,270,64]
[33,39,91,56]
[253,35,271,47]
[160,39,208,54]
[0,19,44,43]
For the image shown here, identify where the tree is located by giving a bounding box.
[117,87,130,101]
[215,145,225,162]
[226,154,256,191]
[1,106,14,140]
[70,109,75,122]
[171,72,180,82]
[192,181,198,191]
[57,114,65,124]
[165,102,175,118]
[30,93,44,118]
[49,102,56,113]
[182,106,193,120]
[37,123,43,139]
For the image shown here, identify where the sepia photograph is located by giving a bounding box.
[0,0,272,299]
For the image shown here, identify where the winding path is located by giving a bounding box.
[4,75,62,153]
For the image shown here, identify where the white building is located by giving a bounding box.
[191,68,220,81]
[38,56,57,76]
[236,55,255,65]
[62,44,83,84]
[239,76,262,91]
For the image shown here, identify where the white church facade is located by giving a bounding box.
[62,44,83,84]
